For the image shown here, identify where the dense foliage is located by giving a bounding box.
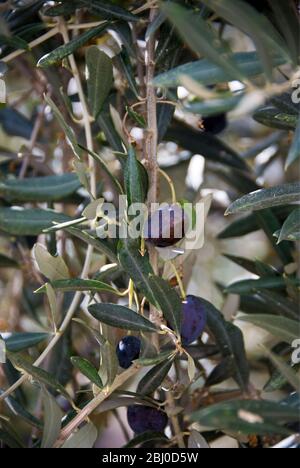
[0,0,299,449]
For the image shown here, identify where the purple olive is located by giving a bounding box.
[144,204,188,248]
[203,114,227,135]
[181,295,207,346]
[127,405,168,434]
[116,336,141,369]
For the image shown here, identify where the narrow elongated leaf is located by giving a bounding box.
[201,0,290,73]
[66,227,118,263]
[198,298,249,390]
[116,48,140,99]
[37,23,108,68]
[71,356,103,388]
[45,283,58,329]
[80,0,138,22]
[263,348,300,392]
[154,51,284,88]
[148,276,182,336]
[218,206,294,239]
[223,254,263,276]
[0,174,81,203]
[88,303,157,333]
[253,106,298,130]
[185,95,241,117]
[135,351,176,367]
[268,0,300,65]
[44,2,80,16]
[254,209,293,266]
[239,315,299,343]
[126,106,146,128]
[117,153,149,194]
[62,422,98,449]
[124,146,147,206]
[41,389,63,449]
[86,47,113,118]
[166,120,248,171]
[0,421,25,448]
[254,290,299,321]
[100,339,118,387]
[271,92,299,116]
[286,117,300,168]
[277,208,300,242]
[2,359,25,405]
[0,390,41,429]
[79,145,124,194]
[226,183,300,215]
[5,333,49,353]
[161,3,245,82]
[8,353,71,401]
[137,358,173,396]
[205,357,235,387]
[97,103,124,152]
[0,34,28,51]
[0,207,70,236]
[73,318,107,347]
[118,239,157,305]
[191,400,297,436]
[34,244,70,281]
[44,94,82,160]
[225,276,299,295]
[36,279,118,295]
[43,217,86,234]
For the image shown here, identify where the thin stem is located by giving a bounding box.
[1,23,105,64]
[170,262,186,300]
[58,19,97,198]
[158,168,177,204]
[2,27,59,63]
[19,103,46,179]
[164,377,185,449]
[145,8,162,344]
[66,21,105,30]
[145,8,159,276]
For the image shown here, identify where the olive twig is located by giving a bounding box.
[158,168,177,205]
[128,279,134,309]
[170,262,186,300]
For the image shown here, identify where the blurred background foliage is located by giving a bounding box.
[0,0,299,449]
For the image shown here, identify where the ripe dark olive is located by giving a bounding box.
[25,236,38,250]
[203,114,227,135]
[144,204,188,248]
[127,405,168,434]
[181,295,207,346]
[116,336,141,369]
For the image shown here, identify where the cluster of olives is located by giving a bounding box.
[116,296,207,434]
[116,296,206,369]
